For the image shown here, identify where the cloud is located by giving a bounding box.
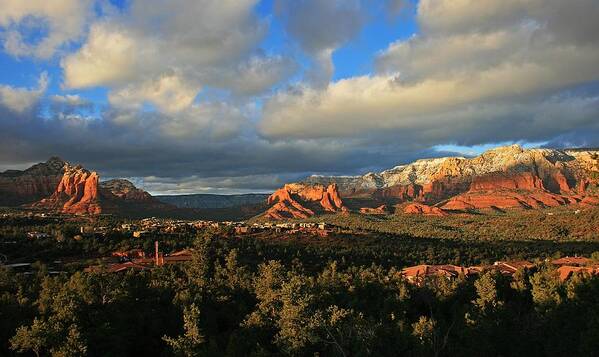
[133,174,296,195]
[0,0,93,59]
[108,73,200,113]
[385,0,408,19]
[61,0,291,113]
[418,0,599,43]
[2,0,599,194]
[50,94,93,115]
[276,0,365,54]
[0,85,416,193]
[275,0,368,84]
[51,94,89,106]
[212,54,298,96]
[0,72,47,113]
[260,0,599,153]
[61,23,140,88]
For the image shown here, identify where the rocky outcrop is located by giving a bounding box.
[469,172,545,191]
[0,157,66,205]
[360,205,388,215]
[265,183,347,219]
[34,164,102,214]
[376,184,422,201]
[403,203,447,216]
[26,159,174,216]
[442,192,572,211]
[306,145,598,197]
[100,179,153,201]
[441,172,581,211]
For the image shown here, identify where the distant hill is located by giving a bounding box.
[156,193,270,209]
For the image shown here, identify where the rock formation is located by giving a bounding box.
[266,145,599,219]
[265,183,348,219]
[13,159,175,216]
[100,179,154,201]
[360,205,388,215]
[34,163,102,214]
[403,203,447,216]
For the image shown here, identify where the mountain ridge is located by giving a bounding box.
[264,145,599,219]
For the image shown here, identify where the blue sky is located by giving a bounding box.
[0,0,598,194]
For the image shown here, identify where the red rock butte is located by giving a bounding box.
[0,158,173,216]
[265,183,348,219]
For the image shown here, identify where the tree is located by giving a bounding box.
[474,271,503,311]
[10,317,52,357]
[530,269,563,310]
[163,303,205,357]
[412,316,436,355]
[51,324,88,357]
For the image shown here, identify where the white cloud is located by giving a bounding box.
[157,102,247,139]
[62,0,272,113]
[417,0,534,34]
[0,72,47,113]
[108,73,200,113]
[51,94,89,106]
[213,54,298,96]
[0,0,93,59]
[61,23,140,88]
[260,0,599,150]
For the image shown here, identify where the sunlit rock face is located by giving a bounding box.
[25,160,173,216]
[266,145,599,218]
[360,205,388,215]
[34,163,102,214]
[403,203,447,216]
[265,183,348,219]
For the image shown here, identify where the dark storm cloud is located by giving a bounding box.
[0,96,413,192]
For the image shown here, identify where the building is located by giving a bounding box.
[557,265,599,281]
[491,261,534,275]
[26,231,50,239]
[133,230,150,238]
[112,249,146,260]
[235,226,250,234]
[551,256,592,267]
[401,264,479,285]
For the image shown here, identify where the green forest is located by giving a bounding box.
[2,225,599,356]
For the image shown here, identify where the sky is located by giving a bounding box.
[0,0,598,195]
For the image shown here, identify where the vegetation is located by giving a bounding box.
[1,208,599,356]
[300,207,599,241]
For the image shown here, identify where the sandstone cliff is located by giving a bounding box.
[403,203,447,216]
[27,160,174,216]
[34,163,102,214]
[265,183,348,219]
